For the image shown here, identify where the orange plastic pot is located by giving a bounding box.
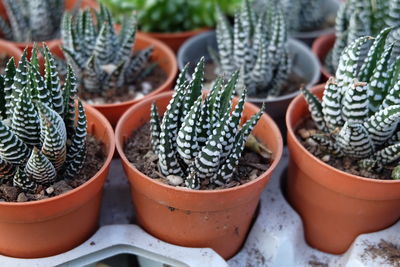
[311,33,335,82]
[140,28,210,53]
[0,0,97,56]
[49,33,177,127]
[0,104,114,258]
[115,91,283,259]
[286,84,400,254]
[0,39,22,64]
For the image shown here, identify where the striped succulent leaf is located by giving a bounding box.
[61,4,154,95]
[329,0,400,72]
[215,0,291,98]
[303,29,400,179]
[0,0,63,42]
[150,59,264,190]
[0,45,87,193]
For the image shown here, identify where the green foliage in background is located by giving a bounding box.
[98,0,242,33]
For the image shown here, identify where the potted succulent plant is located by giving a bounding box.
[98,0,242,52]
[0,45,114,258]
[178,0,320,135]
[0,0,97,55]
[115,59,283,259]
[254,0,340,46]
[49,4,177,127]
[286,29,400,254]
[313,0,400,81]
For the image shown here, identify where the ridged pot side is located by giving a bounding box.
[286,84,400,254]
[49,33,177,127]
[115,91,283,259]
[0,104,115,258]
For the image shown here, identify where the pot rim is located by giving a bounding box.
[286,83,400,185]
[48,33,178,109]
[311,33,335,80]
[178,31,321,104]
[115,90,284,195]
[0,104,115,207]
[0,39,22,61]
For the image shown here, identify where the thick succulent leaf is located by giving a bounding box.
[322,77,344,131]
[13,167,37,192]
[44,45,63,116]
[61,46,85,72]
[62,66,78,139]
[4,58,16,119]
[216,6,234,75]
[268,49,291,96]
[104,60,126,92]
[82,55,104,93]
[150,103,161,154]
[0,76,6,120]
[381,78,400,110]
[11,87,40,146]
[310,134,344,157]
[28,61,51,108]
[124,47,153,84]
[364,105,400,146]
[219,71,239,116]
[233,14,251,72]
[336,122,374,158]
[373,143,400,165]
[11,50,29,110]
[28,0,53,41]
[115,15,136,63]
[301,88,327,132]
[342,80,369,124]
[25,147,57,184]
[93,22,115,66]
[0,120,31,164]
[63,143,86,180]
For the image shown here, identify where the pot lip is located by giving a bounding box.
[0,104,115,207]
[48,33,178,109]
[286,83,400,185]
[0,39,23,60]
[139,27,210,38]
[178,31,320,103]
[115,90,284,194]
[311,33,335,79]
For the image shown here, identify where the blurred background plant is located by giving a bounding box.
[98,0,242,33]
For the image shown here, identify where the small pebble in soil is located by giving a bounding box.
[46,186,55,195]
[17,193,28,202]
[321,155,330,162]
[166,175,183,186]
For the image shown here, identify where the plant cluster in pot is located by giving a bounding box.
[313,0,400,81]
[286,29,400,254]
[0,45,114,258]
[98,0,242,53]
[0,0,97,56]
[178,0,320,137]
[49,4,177,127]
[254,0,340,46]
[115,59,283,259]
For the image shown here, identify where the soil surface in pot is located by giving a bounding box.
[204,62,306,99]
[296,117,395,180]
[361,239,400,267]
[81,64,167,105]
[0,135,106,202]
[124,123,271,190]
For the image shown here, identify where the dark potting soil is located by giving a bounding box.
[361,239,400,267]
[124,123,271,190]
[0,135,106,202]
[80,65,167,105]
[204,62,307,99]
[296,117,395,180]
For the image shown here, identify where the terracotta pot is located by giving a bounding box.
[0,39,22,65]
[0,104,115,258]
[286,84,400,254]
[115,91,283,259]
[0,0,97,56]
[312,33,335,82]
[49,33,177,127]
[140,28,209,53]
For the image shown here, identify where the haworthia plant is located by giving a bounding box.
[0,45,87,192]
[0,0,64,42]
[61,4,154,95]
[255,0,326,32]
[328,0,400,72]
[150,58,264,190]
[215,0,291,98]
[303,29,400,179]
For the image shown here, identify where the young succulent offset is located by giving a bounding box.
[61,4,153,95]
[303,29,400,179]
[215,0,291,98]
[0,0,64,42]
[0,45,87,192]
[328,0,400,72]
[150,58,264,189]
